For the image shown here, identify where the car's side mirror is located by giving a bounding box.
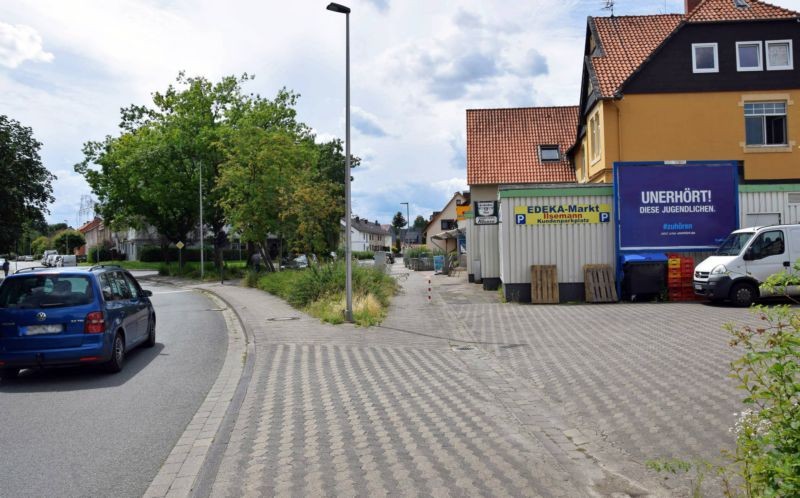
[142,290,153,297]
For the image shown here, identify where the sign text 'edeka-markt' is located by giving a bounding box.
[514,204,612,225]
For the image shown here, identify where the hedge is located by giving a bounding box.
[138,245,244,262]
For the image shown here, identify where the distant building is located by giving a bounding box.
[341,216,391,252]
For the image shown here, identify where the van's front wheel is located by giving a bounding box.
[730,282,757,307]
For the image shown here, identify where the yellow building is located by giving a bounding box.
[572,0,799,183]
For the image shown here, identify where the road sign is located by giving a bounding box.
[176,241,185,249]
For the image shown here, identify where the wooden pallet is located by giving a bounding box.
[584,264,618,303]
[530,265,559,304]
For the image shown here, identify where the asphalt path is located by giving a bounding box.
[0,280,227,498]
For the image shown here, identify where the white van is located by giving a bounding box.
[693,224,800,306]
[57,255,77,267]
[41,250,58,266]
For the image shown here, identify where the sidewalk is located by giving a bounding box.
[145,267,671,498]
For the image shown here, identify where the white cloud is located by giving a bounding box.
[0,23,54,68]
[4,0,799,227]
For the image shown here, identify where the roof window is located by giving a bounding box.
[539,145,560,162]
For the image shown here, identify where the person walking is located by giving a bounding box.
[2,259,9,278]
[250,252,262,272]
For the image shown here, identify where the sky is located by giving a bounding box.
[2,0,800,230]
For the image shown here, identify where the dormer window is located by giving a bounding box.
[692,43,718,73]
[736,41,763,71]
[539,145,560,162]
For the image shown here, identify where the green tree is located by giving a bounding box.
[0,115,56,253]
[52,230,85,255]
[47,223,68,235]
[391,211,406,235]
[31,235,51,257]
[75,73,254,265]
[413,215,427,230]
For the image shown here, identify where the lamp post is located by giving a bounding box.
[327,1,353,322]
[199,160,204,279]
[64,220,70,255]
[400,202,409,247]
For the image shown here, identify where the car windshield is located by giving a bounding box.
[715,232,755,256]
[0,275,94,309]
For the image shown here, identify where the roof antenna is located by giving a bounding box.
[603,0,615,16]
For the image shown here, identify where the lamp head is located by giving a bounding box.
[326,2,350,14]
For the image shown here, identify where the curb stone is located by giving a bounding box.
[143,287,248,498]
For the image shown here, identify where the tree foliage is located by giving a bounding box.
[391,212,406,235]
[0,115,55,252]
[52,230,85,255]
[413,215,427,230]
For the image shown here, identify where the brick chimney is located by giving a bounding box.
[685,0,703,14]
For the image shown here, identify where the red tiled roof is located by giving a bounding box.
[78,217,102,234]
[591,15,683,97]
[590,0,798,97]
[466,106,578,186]
[688,0,798,22]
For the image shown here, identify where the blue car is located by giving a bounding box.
[0,265,156,379]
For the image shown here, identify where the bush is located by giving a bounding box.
[157,261,247,280]
[725,304,800,496]
[256,261,397,326]
[139,245,244,263]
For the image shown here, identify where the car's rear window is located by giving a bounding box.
[0,275,95,309]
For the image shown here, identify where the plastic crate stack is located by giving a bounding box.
[667,254,696,301]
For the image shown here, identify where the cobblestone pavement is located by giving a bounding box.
[205,269,598,497]
[150,265,766,497]
[438,278,764,495]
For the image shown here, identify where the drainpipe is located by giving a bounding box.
[612,93,624,165]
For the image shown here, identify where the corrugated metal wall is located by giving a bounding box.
[477,224,500,279]
[500,195,616,284]
[738,191,800,227]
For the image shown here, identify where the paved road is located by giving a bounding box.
[0,281,227,498]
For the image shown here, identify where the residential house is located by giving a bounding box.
[77,217,112,256]
[341,217,391,252]
[465,106,579,288]
[572,0,799,183]
[423,192,469,253]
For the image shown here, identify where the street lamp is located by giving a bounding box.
[64,220,70,256]
[400,202,409,246]
[327,1,353,322]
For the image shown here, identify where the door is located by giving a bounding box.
[121,272,149,343]
[745,229,789,282]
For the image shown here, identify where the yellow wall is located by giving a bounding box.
[578,90,799,182]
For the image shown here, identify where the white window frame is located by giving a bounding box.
[736,41,763,72]
[765,39,794,71]
[692,43,719,73]
[744,101,788,147]
[539,145,560,162]
[589,112,601,163]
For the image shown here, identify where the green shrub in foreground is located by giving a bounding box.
[255,261,397,325]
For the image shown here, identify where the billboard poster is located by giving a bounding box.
[614,161,738,250]
[474,201,498,225]
[514,204,612,225]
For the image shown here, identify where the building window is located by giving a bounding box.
[736,41,762,71]
[744,102,787,146]
[539,145,560,162]
[589,113,601,162]
[766,40,793,70]
[692,43,719,73]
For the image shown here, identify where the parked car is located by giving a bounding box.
[41,250,57,266]
[694,224,800,306]
[55,255,77,267]
[0,266,156,379]
[280,254,309,269]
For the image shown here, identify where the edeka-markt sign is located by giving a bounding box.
[514,204,612,225]
[614,161,738,251]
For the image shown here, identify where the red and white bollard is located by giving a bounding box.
[427,278,432,303]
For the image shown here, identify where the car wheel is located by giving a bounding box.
[144,317,156,348]
[105,332,125,373]
[730,282,757,307]
[0,367,20,379]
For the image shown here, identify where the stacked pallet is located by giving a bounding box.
[667,255,697,301]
